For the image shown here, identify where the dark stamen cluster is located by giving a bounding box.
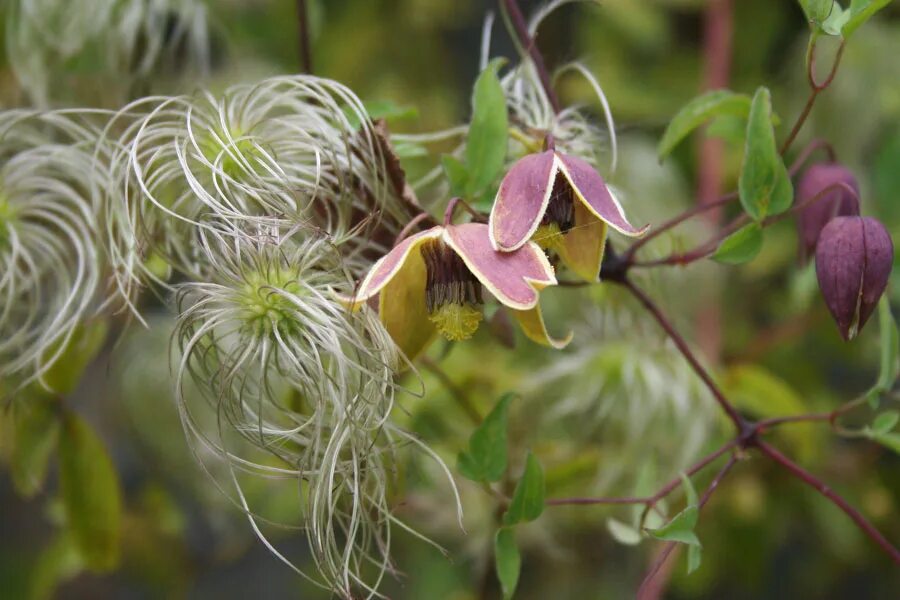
[421,240,483,313]
[542,173,575,232]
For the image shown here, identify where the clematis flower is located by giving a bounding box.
[489,149,648,281]
[343,222,571,360]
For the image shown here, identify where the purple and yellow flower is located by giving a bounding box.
[489,150,648,281]
[342,222,571,360]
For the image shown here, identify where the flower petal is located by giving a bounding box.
[334,227,440,360]
[340,227,442,309]
[444,223,556,310]
[556,201,608,282]
[489,150,557,251]
[377,247,438,361]
[556,153,648,237]
[511,305,572,349]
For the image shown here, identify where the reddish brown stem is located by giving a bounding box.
[296,0,313,74]
[547,439,737,507]
[757,440,900,564]
[625,193,738,259]
[780,38,846,156]
[623,279,746,430]
[501,0,561,113]
[394,212,432,246]
[787,138,838,176]
[630,179,858,269]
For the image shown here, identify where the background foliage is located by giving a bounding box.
[1,0,899,598]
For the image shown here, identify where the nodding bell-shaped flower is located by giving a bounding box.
[342,222,571,360]
[815,216,893,341]
[796,163,860,263]
[489,149,648,281]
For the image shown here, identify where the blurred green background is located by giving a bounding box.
[1,0,900,598]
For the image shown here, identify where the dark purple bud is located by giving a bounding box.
[815,216,893,340]
[796,163,860,263]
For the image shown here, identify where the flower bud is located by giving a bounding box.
[796,163,860,262]
[815,216,893,340]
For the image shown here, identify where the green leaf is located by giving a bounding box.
[457,393,513,482]
[712,223,764,265]
[59,414,122,571]
[41,320,109,395]
[494,528,521,600]
[29,534,84,600]
[394,142,428,159]
[10,396,61,497]
[466,58,509,197]
[687,544,703,574]
[739,87,792,220]
[869,431,900,454]
[503,451,545,525]
[657,90,752,160]
[843,0,891,37]
[647,505,700,546]
[868,297,899,408]
[680,473,698,507]
[343,100,418,129]
[442,154,469,198]
[800,0,835,24]
[872,411,899,435]
[822,4,850,35]
[607,518,643,546]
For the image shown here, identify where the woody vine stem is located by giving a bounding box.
[498,0,900,591]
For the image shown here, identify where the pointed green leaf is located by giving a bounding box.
[41,320,109,395]
[680,473,699,507]
[457,393,513,482]
[10,396,61,497]
[29,534,84,600]
[822,4,851,35]
[872,411,899,435]
[466,58,509,197]
[607,518,643,546]
[495,528,521,600]
[739,87,792,220]
[712,223,764,265]
[648,505,700,545]
[800,0,835,24]
[687,544,703,574]
[59,414,122,571]
[658,90,752,160]
[503,451,545,525]
[869,430,900,454]
[843,0,891,37]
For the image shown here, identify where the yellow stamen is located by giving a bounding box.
[533,223,565,252]
[428,303,483,341]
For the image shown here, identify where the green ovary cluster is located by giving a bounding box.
[199,127,262,180]
[239,269,303,337]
